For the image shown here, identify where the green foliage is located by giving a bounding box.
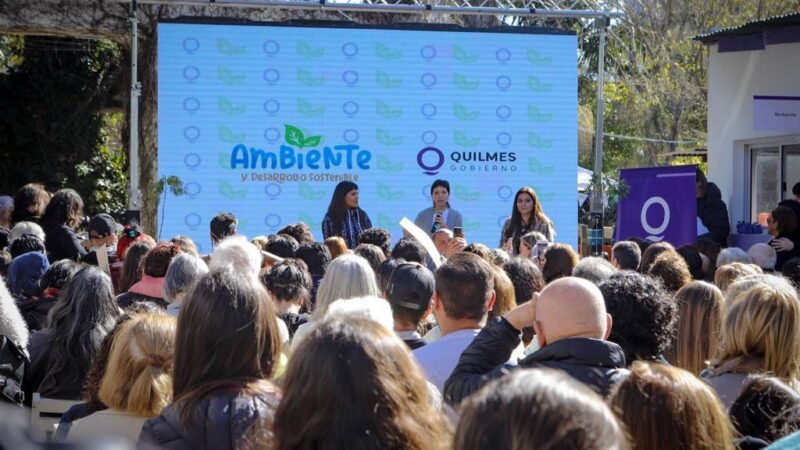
[0,35,125,215]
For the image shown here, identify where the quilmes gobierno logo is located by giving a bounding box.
[417,147,445,175]
[417,146,518,175]
[230,124,371,170]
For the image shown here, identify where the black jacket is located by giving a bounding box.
[443,318,628,405]
[17,296,58,333]
[697,183,731,247]
[25,329,89,401]
[45,224,87,262]
[138,384,281,450]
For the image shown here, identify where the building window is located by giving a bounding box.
[749,142,800,224]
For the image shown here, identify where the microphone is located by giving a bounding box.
[431,213,441,234]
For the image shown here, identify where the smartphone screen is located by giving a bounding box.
[453,227,463,239]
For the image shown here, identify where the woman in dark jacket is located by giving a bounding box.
[138,269,282,450]
[696,169,731,248]
[499,187,554,255]
[767,206,800,271]
[40,189,87,262]
[25,266,120,401]
[321,181,372,250]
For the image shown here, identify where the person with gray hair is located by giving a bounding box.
[209,236,262,278]
[9,221,46,246]
[573,257,617,285]
[164,253,209,317]
[611,241,642,271]
[747,243,777,272]
[716,247,752,267]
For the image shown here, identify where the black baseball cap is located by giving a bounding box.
[385,262,435,311]
[87,213,120,237]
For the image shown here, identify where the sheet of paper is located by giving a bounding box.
[93,245,110,274]
[399,217,442,269]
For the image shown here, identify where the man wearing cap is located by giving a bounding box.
[385,262,435,350]
[81,213,120,267]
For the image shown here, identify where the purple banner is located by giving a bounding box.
[615,165,697,246]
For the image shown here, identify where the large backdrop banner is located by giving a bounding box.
[615,165,697,247]
[157,22,578,252]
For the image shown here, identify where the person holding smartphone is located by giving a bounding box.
[414,179,463,237]
[500,187,554,255]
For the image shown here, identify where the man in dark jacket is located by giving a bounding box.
[443,277,627,405]
[696,169,730,247]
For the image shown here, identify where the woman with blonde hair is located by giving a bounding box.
[68,312,176,442]
[273,316,451,450]
[611,361,735,450]
[670,281,724,375]
[714,262,761,293]
[324,236,348,259]
[702,284,800,409]
[488,266,517,320]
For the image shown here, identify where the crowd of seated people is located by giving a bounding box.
[1,184,800,450]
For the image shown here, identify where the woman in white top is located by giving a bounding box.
[68,312,176,443]
[414,179,464,237]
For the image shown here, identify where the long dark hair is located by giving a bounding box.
[172,269,281,428]
[41,188,84,231]
[118,241,155,293]
[44,266,121,387]
[503,187,547,242]
[325,181,358,236]
[273,316,452,450]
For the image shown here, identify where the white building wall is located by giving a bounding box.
[706,40,800,224]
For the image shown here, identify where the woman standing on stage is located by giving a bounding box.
[414,179,463,237]
[500,187,554,255]
[322,181,372,249]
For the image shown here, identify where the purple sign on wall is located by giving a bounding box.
[615,165,697,247]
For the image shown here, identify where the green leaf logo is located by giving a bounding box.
[217,97,246,116]
[298,213,322,230]
[453,130,480,148]
[376,101,402,119]
[376,155,404,173]
[218,125,245,143]
[296,40,324,58]
[377,182,404,201]
[453,73,480,90]
[217,37,245,56]
[285,124,305,148]
[376,70,402,88]
[528,132,553,149]
[527,48,552,65]
[527,105,553,122]
[376,129,403,146]
[297,68,324,86]
[463,218,481,232]
[454,183,481,201]
[298,182,327,200]
[375,43,402,60]
[453,46,479,63]
[218,66,245,84]
[377,213,395,230]
[453,102,480,121]
[219,180,248,199]
[527,76,553,92]
[297,99,324,117]
[528,157,554,175]
[531,186,555,201]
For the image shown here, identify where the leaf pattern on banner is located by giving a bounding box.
[377,213,395,230]
[453,102,480,121]
[218,152,235,170]
[218,97,246,116]
[377,182,404,201]
[531,186,555,201]
[296,40,324,58]
[302,135,322,148]
[376,155,404,173]
[219,180,247,199]
[527,105,553,122]
[528,157,554,175]
[285,124,305,148]
[454,183,481,201]
[297,99,324,117]
[528,132,553,149]
[376,129,403,146]
[527,76,554,92]
[217,37,245,56]
[376,101,402,119]
[298,213,322,230]
[453,46,479,63]
[375,42,402,60]
[453,130,480,148]
[298,182,327,200]
[375,70,402,88]
[218,66,245,84]
[297,68,324,86]
[527,48,552,65]
[453,74,480,90]
[463,218,481,232]
[218,125,245,143]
